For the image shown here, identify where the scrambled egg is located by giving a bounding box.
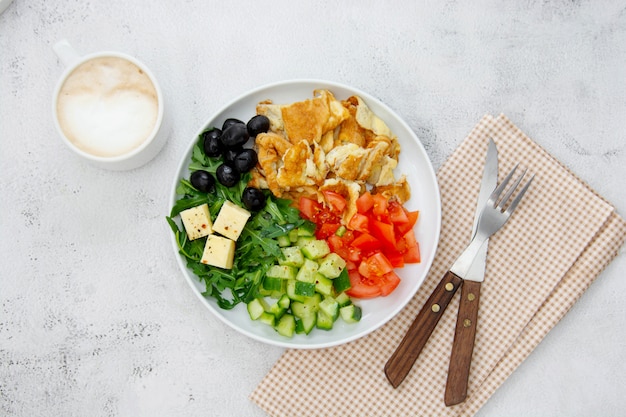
[251,89,410,221]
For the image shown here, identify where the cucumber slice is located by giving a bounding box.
[335,291,352,307]
[296,258,319,283]
[277,234,291,247]
[269,294,290,319]
[279,246,305,268]
[262,276,286,292]
[340,304,362,323]
[297,221,317,237]
[296,236,315,248]
[301,239,331,260]
[316,310,334,330]
[319,297,339,321]
[259,311,276,326]
[295,313,316,335]
[294,281,316,297]
[288,228,299,243]
[247,298,266,320]
[286,280,306,302]
[266,264,298,280]
[314,273,334,297]
[333,268,352,293]
[274,314,296,338]
[318,253,346,278]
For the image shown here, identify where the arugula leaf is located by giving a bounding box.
[167,130,304,310]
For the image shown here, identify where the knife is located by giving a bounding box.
[444,139,498,406]
[384,138,498,390]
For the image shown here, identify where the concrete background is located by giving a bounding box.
[1,1,625,416]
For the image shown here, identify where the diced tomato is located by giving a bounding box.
[348,213,369,233]
[346,270,382,298]
[322,190,347,214]
[298,197,321,221]
[358,252,394,279]
[369,218,396,248]
[351,232,381,253]
[356,191,375,214]
[372,193,389,217]
[327,234,361,262]
[316,222,341,240]
[383,251,405,268]
[379,271,402,296]
[388,201,409,224]
[396,209,420,235]
[402,229,421,263]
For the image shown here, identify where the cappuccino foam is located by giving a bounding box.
[56,56,159,158]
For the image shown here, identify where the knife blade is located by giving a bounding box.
[384,139,499,389]
[444,138,498,406]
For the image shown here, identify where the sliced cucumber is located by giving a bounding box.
[294,281,316,297]
[266,264,298,280]
[263,276,286,292]
[314,273,334,297]
[247,298,266,320]
[296,258,319,283]
[301,239,330,260]
[318,253,347,278]
[274,314,296,338]
[340,304,362,323]
[279,246,305,268]
[319,297,339,321]
[316,310,334,330]
[333,268,352,293]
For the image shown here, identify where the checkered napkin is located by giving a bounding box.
[250,114,626,417]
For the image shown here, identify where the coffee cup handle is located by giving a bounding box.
[54,39,81,67]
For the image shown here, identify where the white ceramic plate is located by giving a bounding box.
[170,79,441,349]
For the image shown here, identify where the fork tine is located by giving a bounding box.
[489,164,518,205]
[496,168,528,210]
[504,174,534,216]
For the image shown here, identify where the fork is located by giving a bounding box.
[450,164,534,277]
[384,164,534,390]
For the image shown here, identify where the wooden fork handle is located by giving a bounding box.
[445,279,482,406]
[384,271,463,388]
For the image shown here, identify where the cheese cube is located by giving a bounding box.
[212,200,251,241]
[201,235,236,269]
[180,204,213,240]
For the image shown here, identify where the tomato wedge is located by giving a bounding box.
[356,191,375,214]
[298,197,321,221]
[358,252,394,278]
[379,271,402,296]
[348,213,369,233]
[346,270,382,298]
[369,218,396,248]
[322,190,347,214]
[351,232,382,253]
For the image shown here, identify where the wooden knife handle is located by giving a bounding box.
[384,271,463,388]
[444,279,482,406]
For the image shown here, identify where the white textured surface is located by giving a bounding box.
[1,1,625,416]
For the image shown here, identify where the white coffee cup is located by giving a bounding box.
[52,40,168,170]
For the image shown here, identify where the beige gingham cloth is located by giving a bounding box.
[250,114,626,417]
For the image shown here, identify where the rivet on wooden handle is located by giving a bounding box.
[444,279,482,406]
[384,271,463,388]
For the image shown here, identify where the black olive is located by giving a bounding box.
[242,187,266,211]
[223,146,242,166]
[222,118,245,132]
[216,163,240,187]
[233,149,258,173]
[202,128,222,157]
[190,170,216,193]
[246,115,270,137]
[221,123,250,149]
